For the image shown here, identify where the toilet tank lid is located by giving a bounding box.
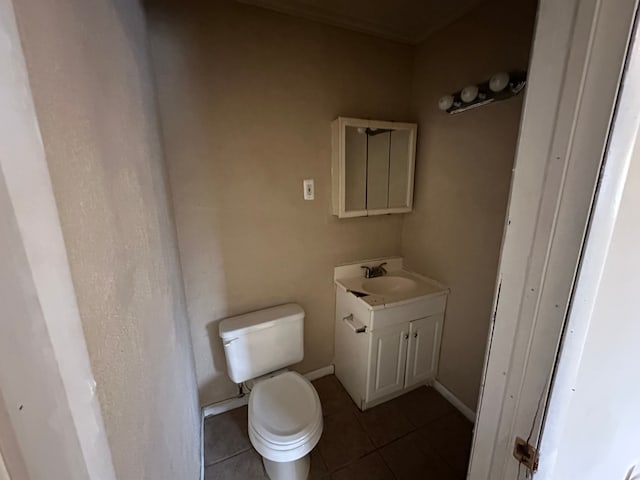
[219,303,304,340]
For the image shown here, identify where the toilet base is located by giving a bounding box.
[262,454,310,480]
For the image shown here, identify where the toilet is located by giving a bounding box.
[219,303,323,480]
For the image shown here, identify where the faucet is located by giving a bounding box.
[361,262,387,279]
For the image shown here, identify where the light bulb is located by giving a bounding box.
[460,85,479,103]
[438,95,454,111]
[489,72,510,92]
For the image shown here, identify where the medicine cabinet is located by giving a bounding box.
[331,117,417,218]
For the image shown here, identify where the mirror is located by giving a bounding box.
[332,118,417,218]
[366,129,390,210]
[344,126,367,212]
[388,129,411,208]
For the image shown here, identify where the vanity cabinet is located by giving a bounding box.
[334,285,446,410]
[331,117,417,218]
[367,314,443,404]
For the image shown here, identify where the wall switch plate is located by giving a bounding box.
[303,179,314,200]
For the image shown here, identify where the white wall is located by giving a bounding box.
[10,0,201,478]
[538,29,640,480]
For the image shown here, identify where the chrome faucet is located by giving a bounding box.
[361,262,387,279]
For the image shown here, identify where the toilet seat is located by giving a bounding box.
[248,371,323,462]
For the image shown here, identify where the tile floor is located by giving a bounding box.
[204,375,473,479]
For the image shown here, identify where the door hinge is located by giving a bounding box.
[513,436,539,472]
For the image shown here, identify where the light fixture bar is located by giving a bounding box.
[438,70,527,115]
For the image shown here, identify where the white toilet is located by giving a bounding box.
[219,303,323,480]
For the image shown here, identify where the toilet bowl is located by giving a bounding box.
[249,371,322,479]
[219,303,324,480]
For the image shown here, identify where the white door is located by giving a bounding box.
[405,314,442,388]
[535,30,640,477]
[367,324,408,402]
[469,0,637,478]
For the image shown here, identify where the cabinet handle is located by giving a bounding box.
[413,332,418,338]
[343,314,367,334]
[404,334,409,340]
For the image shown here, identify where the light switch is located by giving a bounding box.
[303,179,314,200]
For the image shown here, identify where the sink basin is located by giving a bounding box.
[361,276,417,295]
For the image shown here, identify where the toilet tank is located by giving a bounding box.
[219,303,304,384]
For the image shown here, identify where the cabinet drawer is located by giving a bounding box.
[336,287,372,329]
[370,294,446,331]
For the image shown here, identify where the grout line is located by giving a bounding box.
[206,446,252,469]
[376,447,400,480]
[314,445,329,476]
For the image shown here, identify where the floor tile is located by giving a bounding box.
[318,408,375,471]
[330,452,394,480]
[204,406,250,465]
[419,413,473,476]
[204,449,267,480]
[312,375,356,417]
[309,447,329,480]
[202,377,473,480]
[379,431,457,480]
[392,386,458,428]
[355,400,415,448]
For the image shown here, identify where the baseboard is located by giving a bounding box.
[202,395,249,418]
[433,380,476,423]
[199,407,205,480]
[201,365,335,419]
[303,364,335,381]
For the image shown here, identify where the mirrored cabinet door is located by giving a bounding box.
[332,117,417,218]
[344,126,367,212]
[388,129,412,208]
[366,130,391,210]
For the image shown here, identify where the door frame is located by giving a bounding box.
[469,0,639,478]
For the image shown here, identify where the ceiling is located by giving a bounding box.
[236,0,487,45]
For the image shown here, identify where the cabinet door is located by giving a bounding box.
[344,125,367,213]
[367,324,409,403]
[366,130,390,210]
[405,314,443,388]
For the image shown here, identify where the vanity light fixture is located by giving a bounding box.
[460,85,479,103]
[438,95,454,111]
[438,70,527,114]
[489,71,511,92]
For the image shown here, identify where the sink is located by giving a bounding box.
[335,259,448,309]
[361,276,417,295]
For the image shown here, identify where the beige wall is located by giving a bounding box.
[402,0,537,409]
[146,0,414,405]
[12,0,200,478]
[1,0,115,477]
